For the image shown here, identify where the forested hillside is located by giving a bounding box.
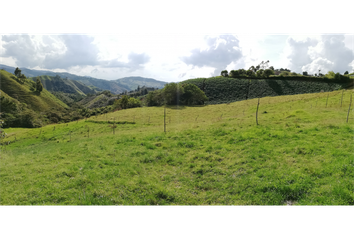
[182,77,350,104]
[29,75,99,95]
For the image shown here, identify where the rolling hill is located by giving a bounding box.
[0,64,167,94]
[0,70,68,112]
[28,75,99,95]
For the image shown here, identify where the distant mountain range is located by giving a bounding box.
[0,64,167,94]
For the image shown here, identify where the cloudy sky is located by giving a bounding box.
[1,1,353,83]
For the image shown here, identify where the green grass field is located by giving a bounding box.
[1,90,353,205]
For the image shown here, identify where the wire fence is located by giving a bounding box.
[2,90,353,147]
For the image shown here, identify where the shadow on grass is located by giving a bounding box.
[166,104,207,110]
[166,105,186,110]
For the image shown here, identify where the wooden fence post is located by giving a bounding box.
[256,98,260,125]
[164,106,166,133]
[347,93,352,123]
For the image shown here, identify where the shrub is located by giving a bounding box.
[145,90,164,106]
[325,71,335,79]
[181,83,208,105]
[263,69,274,77]
[163,83,184,105]
[280,71,290,76]
[127,97,142,108]
[229,70,240,78]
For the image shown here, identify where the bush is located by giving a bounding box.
[325,71,335,79]
[263,69,274,77]
[229,70,240,78]
[145,90,164,106]
[163,83,184,105]
[127,97,142,108]
[181,83,208,105]
[280,71,290,76]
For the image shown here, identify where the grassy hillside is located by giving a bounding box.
[0,89,21,113]
[0,70,68,111]
[77,93,112,109]
[1,89,353,205]
[29,75,97,95]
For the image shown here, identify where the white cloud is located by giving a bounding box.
[1,33,353,82]
[180,35,243,76]
[302,57,334,74]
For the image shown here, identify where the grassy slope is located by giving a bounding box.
[0,70,68,111]
[0,89,20,104]
[29,75,96,95]
[1,90,353,205]
[85,94,108,108]
[0,89,21,116]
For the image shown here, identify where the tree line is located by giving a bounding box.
[112,82,208,108]
[220,60,352,79]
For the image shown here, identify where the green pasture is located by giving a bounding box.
[1,90,353,205]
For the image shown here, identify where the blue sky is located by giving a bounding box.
[2,33,352,82]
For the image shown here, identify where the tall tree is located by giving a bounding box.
[120,95,129,109]
[36,77,44,93]
[163,82,184,105]
[221,70,229,77]
[229,70,240,78]
[182,83,208,105]
[249,66,257,73]
[259,60,269,70]
[14,67,21,77]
